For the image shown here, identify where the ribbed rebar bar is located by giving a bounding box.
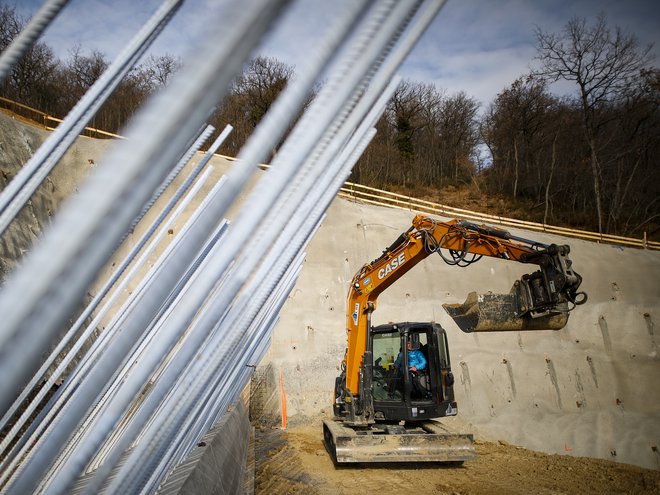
[0,124,216,446]
[0,0,70,82]
[0,168,217,489]
[13,1,374,491]
[0,0,184,236]
[0,0,288,423]
[105,2,415,488]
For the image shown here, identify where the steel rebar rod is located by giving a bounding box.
[0,0,184,236]
[0,169,218,488]
[12,1,373,491]
[0,123,216,443]
[0,0,70,82]
[0,0,288,420]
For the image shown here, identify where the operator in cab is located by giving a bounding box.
[395,340,427,373]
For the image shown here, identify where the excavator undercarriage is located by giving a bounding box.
[324,322,476,464]
[323,418,475,463]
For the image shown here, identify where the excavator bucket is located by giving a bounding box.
[323,419,475,464]
[443,291,569,333]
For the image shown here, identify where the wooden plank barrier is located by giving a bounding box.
[0,96,123,140]
[338,182,660,251]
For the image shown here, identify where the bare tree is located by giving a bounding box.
[233,56,294,128]
[0,5,58,109]
[544,131,558,225]
[67,46,108,92]
[210,56,294,157]
[142,54,181,87]
[389,80,431,165]
[352,79,480,190]
[482,77,553,198]
[437,91,480,182]
[0,4,21,51]
[610,67,660,235]
[534,13,654,233]
[96,65,154,132]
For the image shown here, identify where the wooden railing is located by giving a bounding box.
[338,182,660,251]
[1,97,657,250]
[0,96,122,140]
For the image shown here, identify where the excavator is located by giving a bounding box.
[323,214,587,463]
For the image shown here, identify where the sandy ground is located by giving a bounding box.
[255,422,660,495]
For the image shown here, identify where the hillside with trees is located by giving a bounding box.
[1,4,658,240]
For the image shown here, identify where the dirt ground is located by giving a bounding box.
[255,423,660,495]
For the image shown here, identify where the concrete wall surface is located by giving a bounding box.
[157,398,251,495]
[0,112,108,280]
[263,197,660,470]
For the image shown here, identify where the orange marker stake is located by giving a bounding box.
[280,370,287,429]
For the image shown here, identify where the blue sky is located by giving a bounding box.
[12,0,660,109]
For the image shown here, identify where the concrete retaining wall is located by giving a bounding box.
[3,111,658,479]
[157,397,252,495]
[262,198,660,470]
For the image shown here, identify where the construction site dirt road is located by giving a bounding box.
[255,422,660,495]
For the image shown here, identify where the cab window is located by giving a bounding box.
[371,331,402,400]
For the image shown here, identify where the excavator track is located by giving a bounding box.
[322,419,475,464]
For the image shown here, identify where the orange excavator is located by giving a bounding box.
[323,215,587,463]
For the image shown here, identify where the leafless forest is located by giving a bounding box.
[1,5,658,239]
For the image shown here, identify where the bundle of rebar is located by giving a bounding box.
[0,0,446,492]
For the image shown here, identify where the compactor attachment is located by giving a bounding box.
[323,419,475,464]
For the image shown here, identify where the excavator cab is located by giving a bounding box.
[371,322,457,421]
[325,322,474,463]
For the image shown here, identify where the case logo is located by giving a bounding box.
[377,253,405,280]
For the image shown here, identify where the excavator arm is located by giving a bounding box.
[342,215,586,397]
